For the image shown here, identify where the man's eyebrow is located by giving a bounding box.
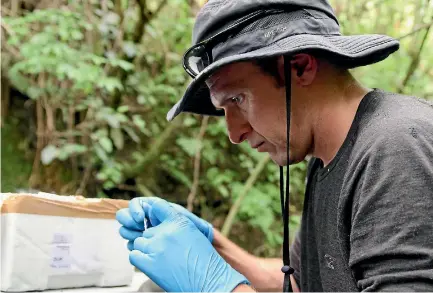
[207,75,221,90]
[210,94,228,109]
[209,83,236,108]
[208,76,245,108]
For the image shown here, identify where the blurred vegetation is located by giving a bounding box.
[1,0,432,257]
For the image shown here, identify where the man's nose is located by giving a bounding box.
[225,109,251,144]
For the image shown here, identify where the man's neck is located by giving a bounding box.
[311,77,371,167]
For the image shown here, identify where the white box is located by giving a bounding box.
[0,193,134,292]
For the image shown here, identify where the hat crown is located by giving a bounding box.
[193,0,339,44]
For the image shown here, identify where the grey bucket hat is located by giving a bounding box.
[166,0,400,121]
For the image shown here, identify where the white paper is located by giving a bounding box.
[51,233,72,269]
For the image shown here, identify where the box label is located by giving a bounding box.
[51,233,72,269]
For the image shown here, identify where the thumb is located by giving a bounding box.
[150,199,178,222]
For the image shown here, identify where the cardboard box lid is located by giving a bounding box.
[0,193,128,219]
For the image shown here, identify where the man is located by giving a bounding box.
[116,0,433,291]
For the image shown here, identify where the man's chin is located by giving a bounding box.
[269,153,288,166]
[269,152,300,166]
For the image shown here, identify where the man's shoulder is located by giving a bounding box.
[353,89,433,151]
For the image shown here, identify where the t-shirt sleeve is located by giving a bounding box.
[349,122,433,291]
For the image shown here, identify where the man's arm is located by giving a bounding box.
[213,229,300,292]
[347,122,433,291]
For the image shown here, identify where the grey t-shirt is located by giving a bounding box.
[290,89,433,291]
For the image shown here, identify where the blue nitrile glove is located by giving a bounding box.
[129,199,250,292]
[116,197,214,251]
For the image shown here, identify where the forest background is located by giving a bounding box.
[1,0,432,257]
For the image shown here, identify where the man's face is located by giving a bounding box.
[206,61,312,166]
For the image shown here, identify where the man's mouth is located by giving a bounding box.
[252,142,265,149]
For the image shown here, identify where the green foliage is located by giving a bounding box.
[330,0,433,99]
[0,119,33,192]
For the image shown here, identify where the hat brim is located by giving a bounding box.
[167,34,399,121]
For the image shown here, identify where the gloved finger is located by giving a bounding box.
[170,203,189,215]
[133,237,152,254]
[129,250,151,274]
[147,205,162,227]
[119,226,143,241]
[169,203,214,242]
[142,226,159,239]
[129,197,161,224]
[129,198,146,224]
[150,199,178,223]
[116,208,144,230]
[171,203,202,223]
[127,240,134,251]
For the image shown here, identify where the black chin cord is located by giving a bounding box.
[281,55,294,293]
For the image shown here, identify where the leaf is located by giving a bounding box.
[183,117,197,127]
[103,181,116,189]
[96,172,108,181]
[97,111,120,128]
[116,60,134,71]
[41,145,58,165]
[98,23,110,34]
[97,191,108,198]
[7,36,20,46]
[136,95,145,105]
[71,30,84,40]
[93,143,108,161]
[117,105,129,113]
[169,168,192,188]
[123,126,141,143]
[104,12,120,25]
[91,128,109,140]
[132,115,146,131]
[122,42,137,58]
[89,55,107,66]
[99,137,113,153]
[176,137,201,157]
[217,185,229,198]
[57,144,88,160]
[27,87,43,100]
[110,127,124,150]
[97,77,123,93]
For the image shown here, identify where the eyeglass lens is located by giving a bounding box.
[186,45,211,76]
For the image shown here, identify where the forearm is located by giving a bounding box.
[255,257,300,292]
[213,229,294,292]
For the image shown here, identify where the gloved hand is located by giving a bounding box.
[129,198,250,292]
[116,197,214,251]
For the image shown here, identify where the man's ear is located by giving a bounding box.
[277,54,318,86]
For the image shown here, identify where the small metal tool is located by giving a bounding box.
[140,199,148,231]
[144,217,148,231]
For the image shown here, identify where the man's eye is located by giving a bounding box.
[230,95,244,105]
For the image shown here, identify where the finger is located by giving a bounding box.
[133,237,151,254]
[171,203,201,223]
[119,226,143,241]
[116,208,144,230]
[147,205,161,227]
[142,226,158,239]
[172,205,213,242]
[170,203,188,215]
[129,198,146,224]
[150,199,178,223]
[129,197,161,224]
[127,240,134,251]
[129,250,152,274]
